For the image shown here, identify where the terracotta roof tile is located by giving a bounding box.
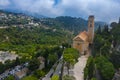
[73,31,88,41]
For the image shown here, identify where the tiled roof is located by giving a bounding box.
[73,31,88,41]
[15,68,28,79]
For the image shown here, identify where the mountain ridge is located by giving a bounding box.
[0,10,106,34]
[40,16,106,34]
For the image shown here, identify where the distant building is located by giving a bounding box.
[0,51,18,63]
[113,69,120,80]
[38,56,45,70]
[14,68,28,80]
[0,13,7,18]
[73,16,94,54]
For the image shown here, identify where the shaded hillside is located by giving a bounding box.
[0,10,106,35]
[40,16,106,34]
[0,10,73,55]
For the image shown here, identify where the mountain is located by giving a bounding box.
[26,12,47,18]
[0,10,106,35]
[95,21,107,29]
[0,9,46,18]
[40,16,106,34]
[0,10,73,54]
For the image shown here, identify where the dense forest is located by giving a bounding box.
[40,16,106,34]
[84,20,120,80]
[0,27,72,53]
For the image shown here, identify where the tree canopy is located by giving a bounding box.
[22,76,38,80]
[51,75,59,80]
[63,48,79,65]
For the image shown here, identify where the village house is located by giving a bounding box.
[14,67,28,80]
[38,56,45,70]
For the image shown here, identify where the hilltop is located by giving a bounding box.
[40,16,106,34]
[0,10,106,34]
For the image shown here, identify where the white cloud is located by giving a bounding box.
[58,0,120,22]
[9,0,63,16]
[0,0,120,22]
[0,0,10,7]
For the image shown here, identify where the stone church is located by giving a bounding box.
[73,16,94,54]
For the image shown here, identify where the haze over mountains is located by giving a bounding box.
[0,10,106,34]
[2,9,47,18]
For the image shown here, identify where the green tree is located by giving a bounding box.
[33,69,45,78]
[103,25,109,33]
[84,56,94,80]
[51,75,59,80]
[101,62,115,80]
[28,58,40,71]
[63,48,79,74]
[100,42,111,57]
[97,25,102,34]
[22,76,38,80]
[63,48,79,64]
[48,54,58,65]
[0,62,5,74]
[110,51,120,69]
[91,77,97,80]
[4,60,12,69]
[63,75,76,80]
[15,57,20,65]
[111,24,120,45]
[4,75,15,80]
[95,56,115,80]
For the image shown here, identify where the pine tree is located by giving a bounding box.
[97,25,102,34]
[119,17,120,24]
[103,24,109,33]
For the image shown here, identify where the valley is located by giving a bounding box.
[0,10,120,80]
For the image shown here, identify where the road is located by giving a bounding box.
[42,59,63,80]
[42,66,55,80]
[53,60,63,76]
[73,56,88,80]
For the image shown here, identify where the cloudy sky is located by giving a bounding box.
[0,0,120,23]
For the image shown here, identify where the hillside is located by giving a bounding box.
[0,10,107,56]
[0,10,73,56]
[40,16,106,34]
[0,10,106,35]
[0,26,72,54]
[0,11,74,78]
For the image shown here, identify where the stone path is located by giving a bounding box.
[73,56,88,80]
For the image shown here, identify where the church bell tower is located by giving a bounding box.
[88,15,94,44]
